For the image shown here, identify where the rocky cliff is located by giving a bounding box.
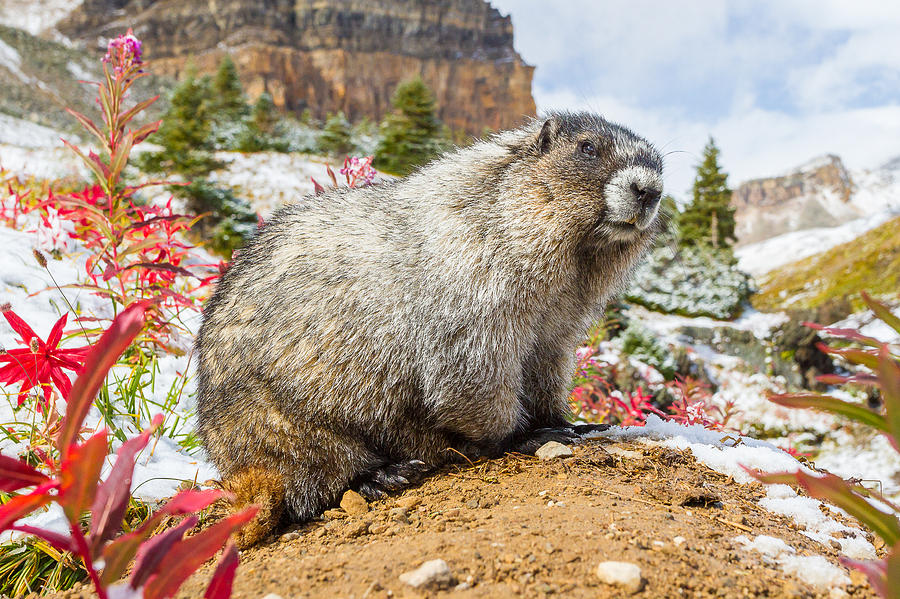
[59,0,536,135]
[731,154,857,245]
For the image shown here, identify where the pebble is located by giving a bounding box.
[279,531,301,542]
[398,559,453,589]
[260,595,284,599]
[340,490,369,515]
[535,441,574,460]
[596,561,643,594]
[672,536,686,547]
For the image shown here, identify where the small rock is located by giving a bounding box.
[397,495,422,509]
[398,559,453,589]
[466,498,480,509]
[368,522,388,534]
[340,490,369,515]
[344,519,370,538]
[535,441,574,460]
[323,508,347,519]
[596,561,643,594]
[260,595,284,599]
[672,536,686,547]
[279,531,301,542]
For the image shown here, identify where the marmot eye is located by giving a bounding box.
[580,141,597,157]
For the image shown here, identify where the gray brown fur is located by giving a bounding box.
[195,111,664,545]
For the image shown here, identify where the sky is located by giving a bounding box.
[491,0,900,200]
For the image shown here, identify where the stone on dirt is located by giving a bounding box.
[535,441,574,460]
[398,559,454,589]
[340,489,369,515]
[596,561,644,593]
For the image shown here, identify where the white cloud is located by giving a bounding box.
[491,0,900,198]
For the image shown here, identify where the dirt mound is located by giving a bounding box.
[170,438,877,598]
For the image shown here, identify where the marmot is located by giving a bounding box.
[196,111,664,546]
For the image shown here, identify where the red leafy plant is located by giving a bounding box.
[746,291,900,597]
[569,344,733,429]
[42,29,219,351]
[0,302,256,599]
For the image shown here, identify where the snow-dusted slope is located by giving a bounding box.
[736,156,900,276]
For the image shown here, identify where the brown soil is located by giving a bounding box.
[47,438,878,599]
[168,438,876,599]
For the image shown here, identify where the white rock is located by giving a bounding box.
[673,535,686,547]
[535,441,574,460]
[596,561,643,593]
[260,595,284,599]
[398,559,453,589]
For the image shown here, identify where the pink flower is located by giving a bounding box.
[340,156,377,187]
[103,28,143,70]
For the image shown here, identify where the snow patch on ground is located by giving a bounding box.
[594,416,877,563]
[735,534,851,589]
[0,0,83,36]
[736,210,898,276]
[209,151,336,215]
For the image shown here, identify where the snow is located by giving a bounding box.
[735,210,898,276]
[735,535,851,589]
[593,415,877,563]
[736,155,900,276]
[0,0,83,36]
[209,151,336,215]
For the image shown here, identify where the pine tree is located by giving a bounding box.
[374,77,442,175]
[318,111,354,157]
[678,137,736,249]
[210,54,248,123]
[236,92,285,152]
[251,92,278,135]
[138,65,219,178]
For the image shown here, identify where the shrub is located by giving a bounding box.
[626,245,754,319]
[318,111,354,157]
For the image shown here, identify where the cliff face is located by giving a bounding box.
[59,0,536,134]
[731,154,856,245]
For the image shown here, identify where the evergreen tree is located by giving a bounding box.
[209,54,248,123]
[138,65,255,256]
[236,92,286,152]
[318,111,354,157]
[374,77,442,175]
[678,137,735,248]
[251,92,278,135]
[138,65,219,177]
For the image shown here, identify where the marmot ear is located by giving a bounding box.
[537,117,561,154]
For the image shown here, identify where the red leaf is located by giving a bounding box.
[100,488,229,584]
[0,455,49,493]
[840,556,887,597]
[59,430,108,522]
[203,541,239,599]
[311,177,325,195]
[142,508,258,599]
[101,531,145,585]
[9,524,75,553]
[88,414,163,555]
[1,308,40,346]
[130,516,198,589]
[58,301,148,454]
[0,489,52,531]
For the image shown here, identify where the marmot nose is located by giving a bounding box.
[630,182,662,210]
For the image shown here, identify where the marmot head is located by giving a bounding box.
[519,111,665,246]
